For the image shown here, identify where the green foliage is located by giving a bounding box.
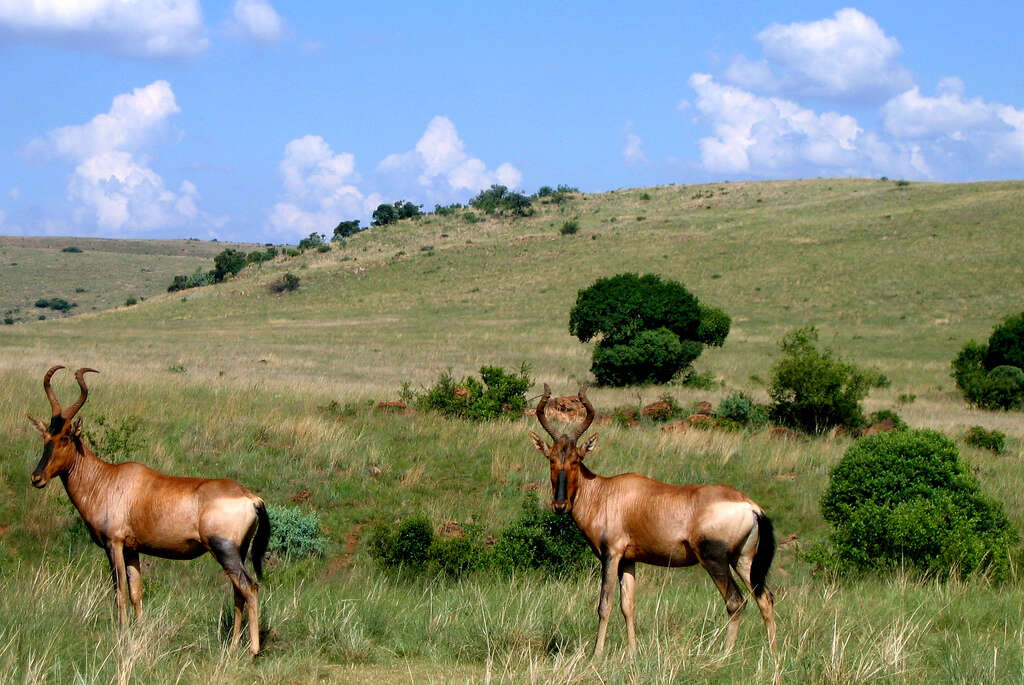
[819,429,1016,581]
[267,505,327,558]
[83,415,146,463]
[211,248,248,282]
[952,314,1024,410]
[34,297,75,312]
[697,304,731,347]
[591,328,702,386]
[432,203,462,216]
[124,296,138,306]
[269,272,301,293]
[61,246,82,253]
[333,220,362,240]
[413,364,532,421]
[491,492,593,576]
[368,514,435,573]
[768,327,873,433]
[570,273,725,386]
[559,219,580,235]
[964,426,1007,454]
[717,391,769,427]
[297,233,326,251]
[372,200,422,226]
[167,268,213,292]
[469,185,534,217]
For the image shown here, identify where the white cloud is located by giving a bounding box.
[726,8,912,101]
[377,116,522,194]
[688,73,864,174]
[229,0,284,43]
[0,0,208,57]
[623,122,648,166]
[33,81,214,234]
[269,135,375,238]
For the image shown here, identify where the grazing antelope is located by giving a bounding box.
[28,366,270,655]
[528,384,776,656]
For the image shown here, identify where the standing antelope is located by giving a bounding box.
[28,366,270,655]
[528,384,776,656]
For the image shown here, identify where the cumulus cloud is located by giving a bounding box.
[268,135,377,238]
[377,116,522,195]
[32,81,215,234]
[228,0,284,43]
[0,0,208,58]
[725,8,912,102]
[623,122,648,166]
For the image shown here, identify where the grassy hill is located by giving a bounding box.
[0,236,262,324]
[1,178,1022,683]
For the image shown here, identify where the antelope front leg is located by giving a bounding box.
[106,541,130,626]
[618,560,637,656]
[593,553,620,658]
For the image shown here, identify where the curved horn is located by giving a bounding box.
[61,368,99,420]
[535,383,559,440]
[43,365,66,417]
[569,384,595,441]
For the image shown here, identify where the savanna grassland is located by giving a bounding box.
[1,178,1023,683]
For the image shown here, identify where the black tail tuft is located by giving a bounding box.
[750,511,775,597]
[252,499,271,581]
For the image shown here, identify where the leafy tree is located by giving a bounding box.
[211,248,248,282]
[297,232,326,251]
[952,312,1024,410]
[569,273,727,386]
[333,220,361,240]
[372,203,398,226]
[768,327,876,433]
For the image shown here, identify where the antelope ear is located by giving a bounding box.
[579,433,599,458]
[27,415,48,435]
[528,431,548,454]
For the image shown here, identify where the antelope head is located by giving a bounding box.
[529,383,597,513]
[28,366,98,488]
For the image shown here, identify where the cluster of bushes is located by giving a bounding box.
[952,312,1024,410]
[372,200,422,226]
[368,492,591,580]
[169,246,286,292]
[813,429,1016,581]
[269,272,301,293]
[333,219,362,240]
[469,185,533,217]
[409,364,532,421]
[569,273,730,386]
[536,184,578,205]
[963,426,1007,453]
[34,297,76,313]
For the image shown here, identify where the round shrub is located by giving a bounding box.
[697,305,731,347]
[820,429,1016,580]
[590,328,701,386]
[953,313,1024,410]
[368,514,434,572]
[717,391,769,427]
[266,505,327,558]
[490,492,592,576]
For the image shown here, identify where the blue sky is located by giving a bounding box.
[1,1,1022,243]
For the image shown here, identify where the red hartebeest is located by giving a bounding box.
[28,366,270,655]
[529,384,776,656]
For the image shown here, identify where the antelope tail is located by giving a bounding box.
[252,499,271,581]
[750,511,775,597]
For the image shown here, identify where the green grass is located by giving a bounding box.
[1,178,1023,682]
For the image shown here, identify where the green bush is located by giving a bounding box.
[717,391,769,427]
[469,185,533,217]
[768,327,873,433]
[368,515,434,572]
[297,232,325,251]
[269,272,301,293]
[61,246,83,253]
[211,248,248,282]
[333,219,362,239]
[34,297,75,312]
[267,505,328,558]
[866,409,908,431]
[952,313,1024,410]
[818,429,1016,580]
[963,426,1007,453]
[413,364,532,421]
[490,492,592,576]
[570,273,727,386]
[559,219,580,235]
[372,200,422,226]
